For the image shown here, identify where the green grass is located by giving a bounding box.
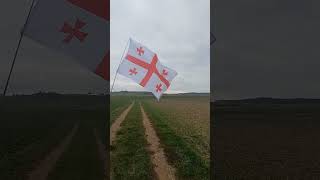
[110,96,133,124]
[111,103,153,180]
[142,101,209,180]
[143,96,210,165]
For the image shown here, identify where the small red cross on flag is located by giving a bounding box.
[60,19,88,43]
[137,47,144,56]
[162,69,168,76]
[24,0,110,82]
[156,84,163,92]
[129,68,138,75]
[118,39,177,100]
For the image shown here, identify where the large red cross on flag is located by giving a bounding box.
[24,0,110,81]
[118,39,177,100]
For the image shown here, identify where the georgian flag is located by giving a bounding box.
[118,39,177,100]
[24,0,110,81]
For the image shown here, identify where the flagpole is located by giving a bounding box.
[2,0,36,97]
[110,39,130,93]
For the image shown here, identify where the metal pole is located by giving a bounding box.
[110,39,130,93]
[2,0,36,96]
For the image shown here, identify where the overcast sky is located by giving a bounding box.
[212,0,320,99]
[111,0,210,93]
[2,0,319,98]
[0,0,109,95]
[0,0,209,95]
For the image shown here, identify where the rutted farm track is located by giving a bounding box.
[28,124,79,180]
[1,95,108,180]
[110,102,134,145]
[111,101,175,179]
[110,96,209,180]
[140,104,175,180]
[110,102,175,180]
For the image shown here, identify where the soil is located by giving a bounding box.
[140,105,176,180]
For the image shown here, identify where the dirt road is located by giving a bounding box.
[27,123,79,180]
[140,105,176,180]
[110,102,134,145]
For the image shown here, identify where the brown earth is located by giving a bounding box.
[27,123,79,180]
[140,104,176,180]
[110,102,134,145]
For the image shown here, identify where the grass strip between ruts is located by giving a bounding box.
[111,103,153,180]
[142,101,209,180]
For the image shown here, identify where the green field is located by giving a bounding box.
[110,94,210,180]
[0,93,210,179]
[110,95,133,124]
[0,95,108,180]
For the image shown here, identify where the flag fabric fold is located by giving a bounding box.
[118,39,177,100]
[24,0,110,81]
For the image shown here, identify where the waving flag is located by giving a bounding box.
[24,0,110,81]
[118,39,177,100]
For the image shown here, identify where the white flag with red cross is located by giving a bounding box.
[24,0,110,81]
[118,39,177,100]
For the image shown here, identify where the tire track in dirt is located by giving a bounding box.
[140,104,176,180]
[110,102,134,145]
[27,123,79,180]
[93,128,107,180]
